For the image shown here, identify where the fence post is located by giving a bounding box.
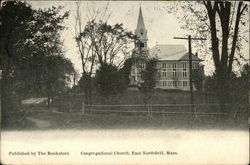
[150,101,153,118]
[202,92,205,104]
[162,110,165,126]
[69,102,72,113]
[81,100,85,114]
[147,103,150,118]
[193,104,198,120]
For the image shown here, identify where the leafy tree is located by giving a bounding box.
[10,5,70,106]
[118,57,133,88]
[92,21,135,67]
[193,65,205,92]
[228,64,249,105]
[75,19,97,105]
[204,64,249,107]
[1,1,73,127]
[95,63,122,95]
[141,58,158,103]
[30,7,70,106]
[77,20,136,99]
[74,2,111,105]
[78,73,92,103]
[167,1,249,111]
[45,55,74,105]
[94,58,133,95]
[1,1,34,115]
[204,75,217,93]
[78,20,136,67]
[203,1,248,111]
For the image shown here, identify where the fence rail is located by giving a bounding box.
[80,104,248,116]
[83,103,220,107]
[81,109,232,115]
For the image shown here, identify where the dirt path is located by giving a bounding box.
[26,117,51,128]
[22,97,47,105]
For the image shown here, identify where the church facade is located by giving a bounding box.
[130,7,203,91]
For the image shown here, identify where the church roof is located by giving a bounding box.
[179,53,202,61]
[136,7,146,30]
[149,44,202,61]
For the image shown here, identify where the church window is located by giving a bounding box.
[173,81,178,88]
[193,63,197,69]
[162,63,167,68]
[182,63,187,78]
[173,63,177,69]
[162,81,167,87]
[172,63,177,78]
[183,72,187,77]
[178,81,182,87]
[183,63,186,69]
[173,72,177,78]
[183,81,188,87]
[162,63,167,77]
[162,72,167,78]
[140,29,144,35]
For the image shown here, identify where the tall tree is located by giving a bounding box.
[74,2,111,104]
[77,20,136,98]
[78,20,136,68]
[1,1,73,126]
[1,1,34,114]
[193,65,205,92]
[203,1,248,110]
[167,1,249,111]
[29,6,70,106]
[141,58,158,103]
[45,55,75,104]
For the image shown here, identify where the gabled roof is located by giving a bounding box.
[179,53,202,61]
[149,44,202,61]
[150,44,186,59]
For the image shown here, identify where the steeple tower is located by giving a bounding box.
[129,7,149,87]
[135,7,148,49]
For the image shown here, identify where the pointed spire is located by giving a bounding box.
[136,7,145,30]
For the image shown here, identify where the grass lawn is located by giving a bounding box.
[3,89,248,130]
[51,89,219,113]
[19,105,248,131]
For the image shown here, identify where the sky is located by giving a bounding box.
[30,1,249,76]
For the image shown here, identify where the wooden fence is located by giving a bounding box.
[80,103,248,120]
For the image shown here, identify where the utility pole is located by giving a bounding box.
[174,35,206,117]
[188,36,194,105]
[73,72,76,97]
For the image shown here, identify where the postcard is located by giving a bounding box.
[1,1,249,164]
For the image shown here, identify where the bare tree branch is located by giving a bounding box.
[228,1,243,75]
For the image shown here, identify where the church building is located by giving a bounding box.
[130,7,203,91]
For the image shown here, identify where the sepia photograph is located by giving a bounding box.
[1,0,249,164]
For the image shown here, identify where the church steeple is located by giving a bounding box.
[136,7,146,30]
[135,7,148,49]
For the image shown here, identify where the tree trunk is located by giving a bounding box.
[1,68,8,114]
[216,72,230,120]
[89,78,92,105]
[84,88,89,105]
